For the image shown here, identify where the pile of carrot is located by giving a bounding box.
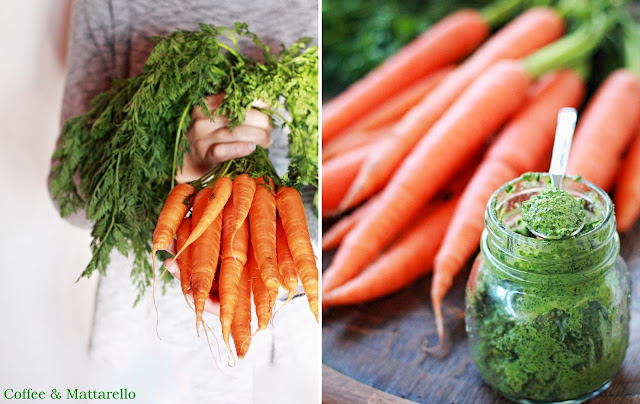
[153,173,318,360]
[322,0,640,353]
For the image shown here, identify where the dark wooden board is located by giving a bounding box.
[323,364,421,404]
[322,221,640,403]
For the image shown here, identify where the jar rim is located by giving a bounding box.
[487,172,614,244]
[481,172,619,280]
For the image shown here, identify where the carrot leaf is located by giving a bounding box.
[50,23,318,302]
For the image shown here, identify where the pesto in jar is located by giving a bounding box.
[465,173,631,403]
[521,186,585,238]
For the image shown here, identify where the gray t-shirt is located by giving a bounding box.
[55,1,318,402]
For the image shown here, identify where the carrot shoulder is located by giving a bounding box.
[231,173,256,243]
[151,183,194,286]
[152,183,195,252]
[566,69,640,191]
[338,7,564,211]
[322,9,489,143]
[323,198,457,307]
[276,187,319,321]
[175,176,232,261]
[322,60,532,294]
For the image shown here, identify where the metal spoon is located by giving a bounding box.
[527,107,585,239]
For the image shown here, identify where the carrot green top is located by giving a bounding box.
[50,23,318,301]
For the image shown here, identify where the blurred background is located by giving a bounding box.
[0,0,98,390]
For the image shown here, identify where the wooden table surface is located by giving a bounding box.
[322,222,640,403]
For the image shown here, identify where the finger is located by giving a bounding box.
[191,93,226,120]
[244,108,273,132]
[205,141,259,166]
[251,99,269,109]
[166,239,176,255]
[190,115,229,142]
[188,126,271,170]
[176,152,208,183]
[163,257,180,280]
[229,125,272,148]
[197,124,272,146]
[204,297,221,316]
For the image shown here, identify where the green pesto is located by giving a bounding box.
[521,187,586,239]
[467,259,628,402]
[466,174,630,403]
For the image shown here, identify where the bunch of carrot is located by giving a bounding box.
[153,172,318,360]
[322,0,640,352]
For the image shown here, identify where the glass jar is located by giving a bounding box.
[465,173,631,404]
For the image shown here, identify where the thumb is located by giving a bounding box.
[164,257,180,279]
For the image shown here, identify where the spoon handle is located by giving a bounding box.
[549,107,578,188]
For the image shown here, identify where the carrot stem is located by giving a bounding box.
[171,103,191,189]
[623,18,640,77]
[191,159,233,190]
[522,15,610,78]
[255,146,282,187]
[481,0,528,27]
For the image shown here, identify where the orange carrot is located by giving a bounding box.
[434,69,584,306]
[322,9,490,143]
[339,8,564,210]
[322,145,370,218]
[323,198,457,307]
[567,69,640,191]
[324,66,454,156]
[175,176,232,261]
[151,183,194,280]
[323,59,533,294]
[176,216,193,303]
[322,154,480,251]
[248,242,272,330]
[231,262,252,359]
[190,187,223,333]
[485,70,585,172]
[322,196,379,251]
[276,215,299,300]
[322,126,388,162]
[276,187,318,321]
[430,68,585,350]
[220,198,250,351]
[231,174,256,243]
[210,276,219,298]
[353,66,455,133]
[249,177,282,293]
[152,183,195,252]
[614,126,640,232]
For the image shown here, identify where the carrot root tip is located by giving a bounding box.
[423,303,451,359]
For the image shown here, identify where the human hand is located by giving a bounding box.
[163,240,220,316]
[176,93,273,183]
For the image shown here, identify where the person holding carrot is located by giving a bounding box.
[49,1,319,403]
[175,94,274,184]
